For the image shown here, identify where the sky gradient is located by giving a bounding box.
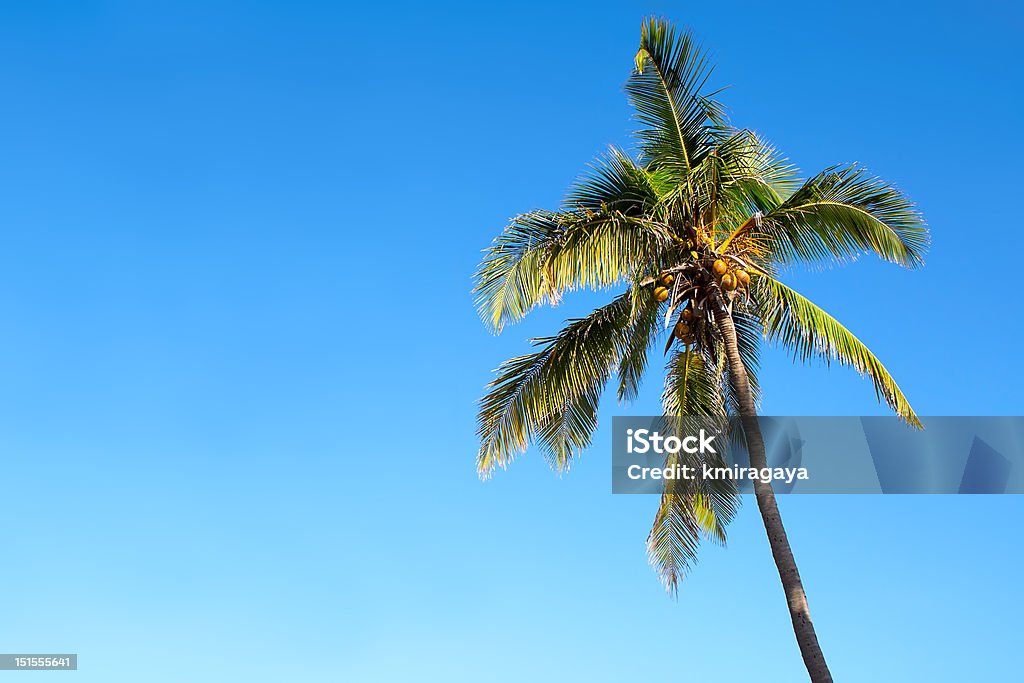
[0,1,1022,681]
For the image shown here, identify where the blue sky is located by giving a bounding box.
[0,1,1022,681]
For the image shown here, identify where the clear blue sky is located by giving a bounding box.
[0,1,1021,681]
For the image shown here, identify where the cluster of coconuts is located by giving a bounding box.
[652,273,674,302]
[712,258,750,292]
[672,304,696,345]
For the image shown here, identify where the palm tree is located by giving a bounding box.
[473,18,927,683]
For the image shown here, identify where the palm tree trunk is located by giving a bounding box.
[713,296,834,683]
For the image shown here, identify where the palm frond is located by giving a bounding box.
[474,211,561,333]
[543,210,676,294]
[689,130,796,233]
[627,17,722,181]
[646,487,704,593]
[756,276,922,427]
[661,349,724,418]
[616,291,662,403]
[759,165,928,268]
[474,209,675,333]
[566,147,671,216]
[649,351,739,592]
[477,293,637,477]
[646,470,740,595]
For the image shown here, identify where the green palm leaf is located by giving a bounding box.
[647,471,740,594]
[474,211,561,333]
[686,130,795,239]
[756,275,921,427]
[477,293,637,476]
[628,18,722,181]
[543,211,676,294]
[567,147,670,216]
[475,210,675,333]
[661,348,724,418]
[616,291,662,403]
[646,487,705,592]
[759,165,928,268]
[648,350,738,592]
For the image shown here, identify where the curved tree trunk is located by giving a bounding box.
[713,296,834,683]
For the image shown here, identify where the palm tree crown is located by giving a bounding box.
[473,18,928,592]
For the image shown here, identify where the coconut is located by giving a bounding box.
[681,308,694,322]
[660,273,675,286]
[674,322,691,339]
[721,273,737,291]
[654,286,669,302]
[713,259,728,276]
[736,269,750,287]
